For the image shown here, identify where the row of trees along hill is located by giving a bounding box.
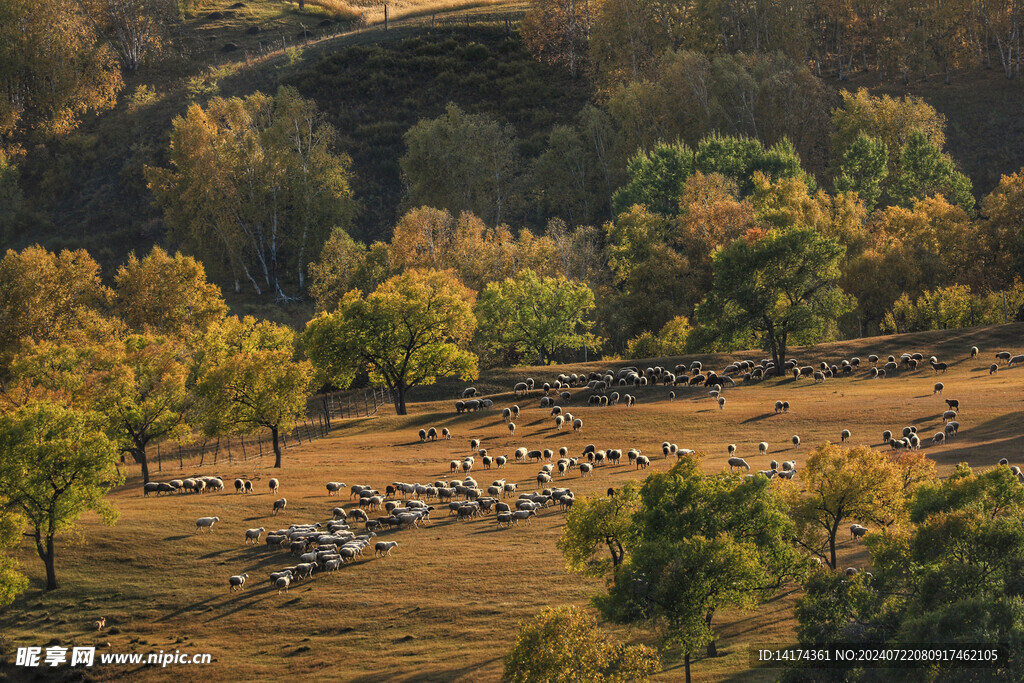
[527,0,1024,85]
[299,93,1024,362]
[508,443,1016,683]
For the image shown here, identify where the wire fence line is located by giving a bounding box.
[142,385,394,475]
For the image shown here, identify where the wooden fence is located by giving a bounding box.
[143,386,393,475]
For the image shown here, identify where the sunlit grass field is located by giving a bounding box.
[1,323,1022,681]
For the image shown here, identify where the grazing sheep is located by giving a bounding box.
[669,391,675,401]
[326,482,347,496]
[845,567,860,577]
[94,617,106,630]
[1010,354,1024,367]
[990,364,999,375]
[841,429,851,442]
[971,346,979,358]
[727,444,737,456]
[792,435,800,449]
[268,478,279,494]
[774,400,784,413]
[930,360,948,373]
[996,351,1012,363]
[850,524,867,540]
[782,401,790,412]
[244,527,265,545]
[228,573,249,592]
[942,410,957,422]
[717,396,726,409]
[234,478,244,493]
[932,432,945,445]
[945,399,960,412]
[442,427,451,439]
[195,517,220,533]
[470,438,480,451]
[272,498,287,515]
[462,387,478,398]
[1000,458,1009,466]
[418,428,427,442]
[579,463,593,477]
[770,460,778,471]
[727,457,750,472]
[374,541,399,558]
[759,441,769,456]
[573,418,583,433]
[635,455,650,470]
[508,422,516,437]
[934,382,944,394]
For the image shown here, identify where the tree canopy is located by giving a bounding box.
[476,269,597,365]
[303,269,478,415]
[696,226,853,373]
[0,401,121,590]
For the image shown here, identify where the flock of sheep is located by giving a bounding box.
[144,342,1018,596]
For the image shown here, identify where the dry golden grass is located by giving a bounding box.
[1,323,1022,680]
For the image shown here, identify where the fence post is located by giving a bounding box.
[384,4,388,30]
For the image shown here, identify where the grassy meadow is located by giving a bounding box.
[1,323,1022,681]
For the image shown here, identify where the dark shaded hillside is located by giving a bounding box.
[841,68,1024,198]
[284,26,595,240]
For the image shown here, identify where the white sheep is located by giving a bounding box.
[717,396,726,409]
[850,524,867,540]
[228,573,248,592]
[841,429,851,442]
[573,418,583,433]
[195,517,220,533]
[728,444,737,456]
[791,435,800,449]
[727,457,750,472]
[244,527,265,545]
[934,382,944,394]
[759,441,769,455]
[268,478,279,494]
[508,422,516,436]
[932,432,945,445]
[970,346,979,358]
[942,410,957,422]
[272,498,287,515]
[375,540,398,558]
[325,482,346,496]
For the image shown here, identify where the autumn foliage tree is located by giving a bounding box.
[0,0,122,146]
[303,269,478,415]
[114,247,227,337]
[504,606,661,683]
[787,443,909,569]
[147,87,354,300]
[521,0,591,77]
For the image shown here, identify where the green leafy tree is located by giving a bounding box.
[834,132,889,211]
[890,130,975,212]
[0,512,28,607]
[303,269,478,415]
[604,205,692,345]
[504,606,661,683]
[787,444,908,570]
[308,228,393,313]
[592,456,804,682]
[697,226,853,374]
[114,246,226,336]
[197,317,312,468]
[612,140,694,216]
[400,103,518,226]
[476,270,597,365]
[0,402,121,590]
[559,481,641,576]
[89,334,193,484]
[695,135,808,196]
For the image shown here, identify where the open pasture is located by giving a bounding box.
[1,324,1022,681]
